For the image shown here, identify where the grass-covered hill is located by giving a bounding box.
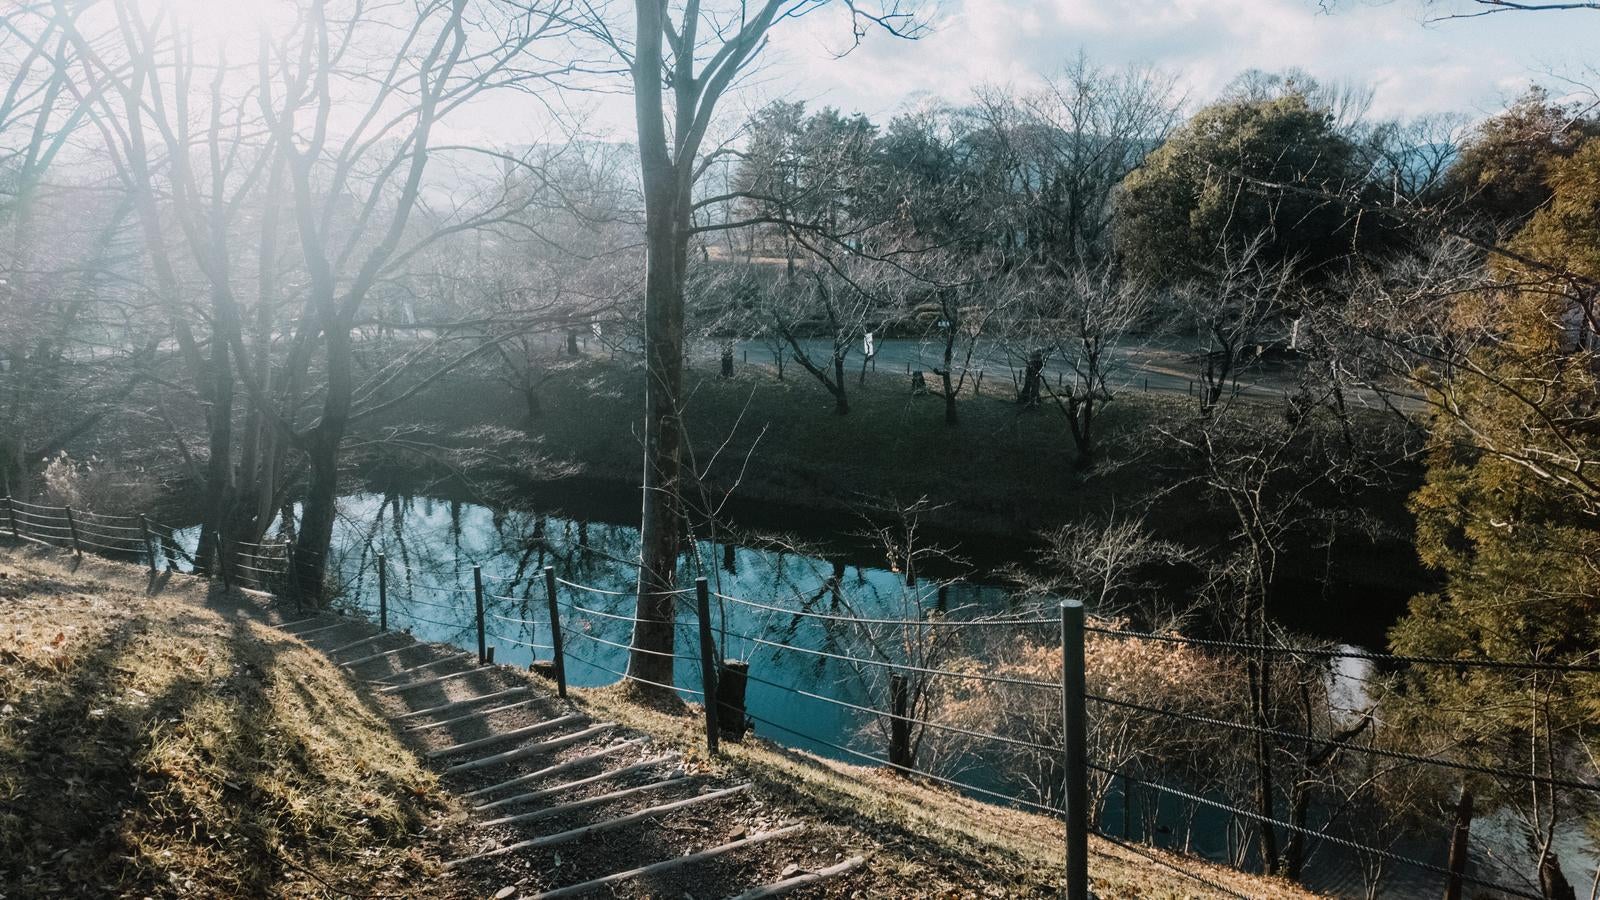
[0,552,454,898]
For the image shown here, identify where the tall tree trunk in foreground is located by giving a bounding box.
[628,0,689,689]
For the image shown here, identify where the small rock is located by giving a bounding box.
[493,887,515,900]
[780,864,801,878]
[728,826,747,840]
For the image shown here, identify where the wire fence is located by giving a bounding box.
[6,495,1593,899]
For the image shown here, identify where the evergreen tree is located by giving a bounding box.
[1389,137,1600,899]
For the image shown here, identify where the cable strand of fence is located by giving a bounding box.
[1085,625,1600,674]
[1087,693,1600,793]
[1088,829,1253,900]
[1087,762,1544,900]
[566,627,701,663]
[485,630,553,652]
[738,667,1059,755]
[559,642,704,697]
[724,626,1060,691]
[739,707,1066,817]
[713,590,1055,628]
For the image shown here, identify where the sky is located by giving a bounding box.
[126,0,1597,152]
[520,0,1600,145]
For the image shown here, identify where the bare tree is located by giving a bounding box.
[1169,234,1298,412]
[1012,264,1153,466]
[572,0,927,690]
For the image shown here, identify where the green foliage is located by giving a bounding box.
[1114,92,1362,284]
[1388,135,1600,861]
[1445,86,1600,229]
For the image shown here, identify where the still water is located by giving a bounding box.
[288,492,1037,766]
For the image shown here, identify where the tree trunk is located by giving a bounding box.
[1074,396,1096,469]
[1250,645,1279,875]
[941,326,957,426]
[1284,781,1309,881]
[198,338,236,577]
[630,163,688,692]
[1019,350,1043,407]
[832,352,849,415]
[293,430,339,602]
[292,305,353,605]
[1540,849,1577,900]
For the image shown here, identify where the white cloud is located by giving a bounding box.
[760,0,1599,122]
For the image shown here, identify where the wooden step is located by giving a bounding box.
[370,654,470,684]
[444,723,614,775]
[480,775,694,828]
[328,632,401,655]
[339,641,421,668]
[390,686,532,721]
[529,823,807,899]
[475,755,675,812]
[727,856,866,899]
[445,783,752,867]
[426,714,584,759]
[461,739,645,800]
[404,697,544,733]
[285,619,355,639]
[377,666,489,694]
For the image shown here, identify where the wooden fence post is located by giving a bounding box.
[139,514,157,574]
[543,565,567,698]
[4,497,19,540]
[473,565,486,664]
[1060,599,1089,900]
[377,553,388,631]
[1443,787,1474,900]
[889,673,911,769]
[695,577,720,755]
[63,506,82,556]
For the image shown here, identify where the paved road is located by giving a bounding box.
[717,337,1309,405]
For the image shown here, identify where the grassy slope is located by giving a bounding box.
[0,547,453,899]
[573,684,1322,900]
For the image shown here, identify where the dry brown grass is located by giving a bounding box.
[569,684,1323,900]
[0,547,453,898]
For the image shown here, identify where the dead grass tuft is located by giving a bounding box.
[0,548,452,898]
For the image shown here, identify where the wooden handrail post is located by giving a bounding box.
[889,673,911,769]
[695,577,719,755]
[63,506,82,556]
[4,496,19,540]
[473,565,486,664]
[139,514,157,574]
[544,566,567,698]
[1061,599,1089,900]
[377,553,388,631]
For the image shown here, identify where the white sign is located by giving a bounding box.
[863,332,875,357]
[592,323,603,338]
